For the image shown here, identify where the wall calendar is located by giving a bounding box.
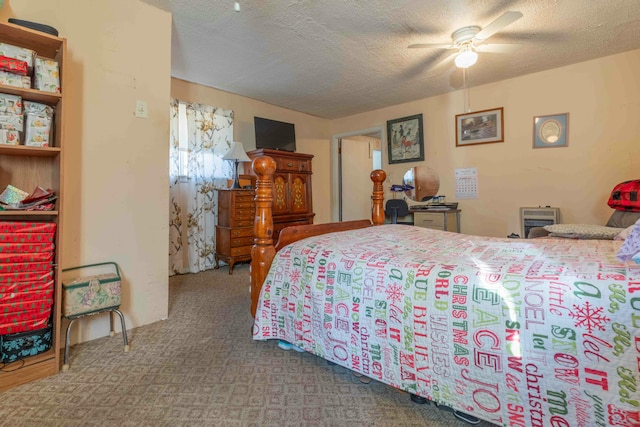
[455,167,478,199]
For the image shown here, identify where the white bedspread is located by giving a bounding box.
[253,225,640,427]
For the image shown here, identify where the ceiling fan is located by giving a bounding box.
[409,11,523,69]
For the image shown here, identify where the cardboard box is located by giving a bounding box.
[0,70,30,88]
[0,93,22,114]
[33,57,60,93]
[0,42,35,75]
[0,112,23,132]
[0,55,28,76]
[0,129,20,145]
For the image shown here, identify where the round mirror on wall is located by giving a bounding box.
[402,166,440,201]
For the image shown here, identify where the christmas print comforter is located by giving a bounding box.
[253,225,640,427]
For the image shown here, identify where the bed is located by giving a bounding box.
[250,156,640,427]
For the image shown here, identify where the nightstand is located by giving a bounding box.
[413,209,461,232]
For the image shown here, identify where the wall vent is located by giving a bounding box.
[520,207,560,238]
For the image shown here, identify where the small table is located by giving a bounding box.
[411,208,461,233]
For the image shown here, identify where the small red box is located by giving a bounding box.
[0,270,54,285]
[0,232,55,244]
[0,297,52,312]
[0,315,50,335]
[0,289,54,305]
[0,222,56,233]
[0,261,53,273]
[0,55,28,76]
[0,279,54,294]
[0,242,54,253]
[0,252,54,264]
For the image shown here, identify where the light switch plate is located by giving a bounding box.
[135,100,148,118]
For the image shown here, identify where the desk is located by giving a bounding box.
[412,209,461,233]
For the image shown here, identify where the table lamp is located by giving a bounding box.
[222,141,251,189]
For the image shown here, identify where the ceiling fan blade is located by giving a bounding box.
[475,11,523,41]
[476,43,520,53]
[408,43,453,49]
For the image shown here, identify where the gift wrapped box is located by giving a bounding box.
[0,242,55,254]
[0,55,28,76]
[0,288,54,305]
[23,101,53,117]
[0,306,51,324]
[24,113,51,147]
[33,57,60,93]
[0,262,53,273]
[0,222,56,234]
[0,129,20,145]
[0,112,23,132]
[0,278,54,294]
[0,232,55,244]
[0,252,54,264]
[0,270,54,285]
[0,93,22,115]
[0,315,50,335]
[0,43,35,75]
[0,70,30,89]
[0,298,53,315]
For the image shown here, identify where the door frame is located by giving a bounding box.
[330,126,385,222]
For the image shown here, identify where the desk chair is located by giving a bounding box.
[385,199,414,225]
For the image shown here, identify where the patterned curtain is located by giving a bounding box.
[169,98,234,275]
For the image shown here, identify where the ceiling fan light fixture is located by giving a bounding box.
[455,46,478,68]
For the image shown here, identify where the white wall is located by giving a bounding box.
[331,49,640,237]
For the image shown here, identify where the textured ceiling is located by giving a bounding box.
[141,0,640,119]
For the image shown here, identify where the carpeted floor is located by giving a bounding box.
[0,265,494,427]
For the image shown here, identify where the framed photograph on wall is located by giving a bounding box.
[386,114,424,164]
[455,107,504,147]
[533,113,569,148]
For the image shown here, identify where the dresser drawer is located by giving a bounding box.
[230,228,254,238]
[230,236,254,247]
[234,201,255,210]
[234,207,255,218]
[233,206,255,224]
[276,157,312,173]
[234,194,255,203]
[414,212,445,228]
[413,210,460,232]
[230,246,252,257]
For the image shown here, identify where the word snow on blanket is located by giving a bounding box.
[253,225,640,427]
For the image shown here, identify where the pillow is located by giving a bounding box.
[617,219,640,263]
[606,210,640,228]
[615,224,636,240]
[543,223,624,240]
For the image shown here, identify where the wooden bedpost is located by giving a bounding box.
[250,156,277,318]
[250,162,387,318]
[371,169,386,225]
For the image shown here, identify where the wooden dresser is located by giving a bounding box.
[215,189,255,274]
[247,148,314,242]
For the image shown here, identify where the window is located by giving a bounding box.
[175,101,230,183]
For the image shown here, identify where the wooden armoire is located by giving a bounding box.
[246,148,314,242]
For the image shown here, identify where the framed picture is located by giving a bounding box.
[533,113,569,148]
[455,107,504,147]
[386,114,424,164]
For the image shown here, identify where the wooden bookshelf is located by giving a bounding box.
[0,21,66,392]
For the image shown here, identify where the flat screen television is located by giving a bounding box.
[254,116,296,152]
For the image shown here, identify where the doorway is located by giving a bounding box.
[331,127,384,221]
